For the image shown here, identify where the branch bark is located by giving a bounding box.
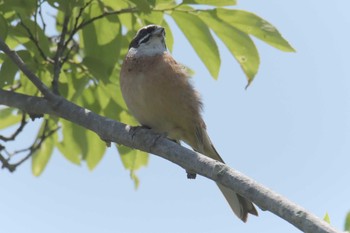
[0,39,341,233]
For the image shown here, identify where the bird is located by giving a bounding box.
[120,24,258,222]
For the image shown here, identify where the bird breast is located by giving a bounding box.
[120,52,203,141]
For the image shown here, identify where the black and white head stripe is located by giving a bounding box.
[129,25,165,49]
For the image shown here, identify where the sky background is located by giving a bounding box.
[1,0,350,233]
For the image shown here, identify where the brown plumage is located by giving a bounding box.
[120,25,258,222]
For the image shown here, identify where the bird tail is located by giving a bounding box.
[192,126,258,222]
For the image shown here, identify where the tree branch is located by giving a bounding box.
[0,91,341,233]
[0,116,59,172]
[0,112,27,141]
[63,6,138,52]
[0,36,57,102]
[0,37,341,233]
[52,13,70,95]
[18,15,50,62]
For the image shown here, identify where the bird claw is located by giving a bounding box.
[186,171,197,179]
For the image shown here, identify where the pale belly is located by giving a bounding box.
[121,73,186,140]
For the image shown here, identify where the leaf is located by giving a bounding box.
[199,11,259,85]
[142,11,164,26]
[172,10,220,79]
[47,0,84,12]
[323,212,331,224]
[10,19,51,59]
[57,120,85,165]
[0,108,22,129]
[117,145,149,188]
[32,121,57,176]
[154,0,177,10]
[0,57,18,88]
[345,211,350,231]
[0,14,8,40]
[130,171,140,189]
[85,130,106,170]
[118,145,149,170]
[58,119,105,170]
[216,9,295,52]
[81,87,102,114]
[18,72,36,96]
[80,3,122,83]
[182,0,236,6]
[162,19,174,52]
[103,0,130,11]
[128,0,152,13]
[0,0,36,18]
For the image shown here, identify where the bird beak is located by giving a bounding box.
[153,27,165,37]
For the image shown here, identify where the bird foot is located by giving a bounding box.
[186,171,197,179]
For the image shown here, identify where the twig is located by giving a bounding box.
[0,112,27,141]
[0,36,56,102]
[11,121,58,169]
[18,15,50,62]
[0,153,15,172]
[63,6,138,52]
[37,0,46,33]
[52,14,70,95]
[60,0,93,64]
[0,119,60,172]
[61,39,79,64]
[72,0,94,32]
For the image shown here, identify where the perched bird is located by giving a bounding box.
[120,24,258,222]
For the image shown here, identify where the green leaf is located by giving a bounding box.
[199,11,259,85]
[64,64,90,102]
[127,0,152,12]
[142,11,164,25]
[97,82,125,118]
[0,57,18,88]
[172,10,220,79]
[32,122,57,176]
[103,0,130,10]
[10,19,51,59]
[57,120,86,164]
[162,20,174,52]
[81,87,102,114]
[58,119,105,170]
[216,9,295,52]
[117,145,149,188]
[47,0,84,12]
[130,171,140,189]
[345,211,350,231]
[85,130,106,170]
[182,0,236,6]
[118,145,149,170]
[0,14,8,40]
[0,0,36,18]
[0,108,22,129]
[80,4,122,83]
[154,0,177,10]
[323,212,331,224]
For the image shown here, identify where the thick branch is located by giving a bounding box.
[0,89,341,233]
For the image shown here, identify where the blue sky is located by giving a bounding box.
[1,0,350,233]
